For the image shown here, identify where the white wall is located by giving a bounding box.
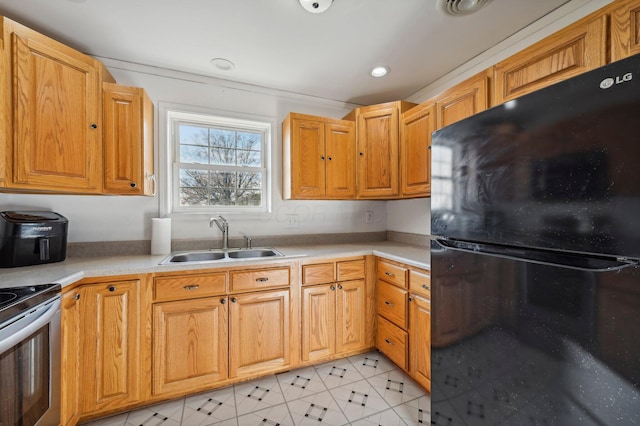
[2,63,387,243]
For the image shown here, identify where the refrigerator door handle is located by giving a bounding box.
[435,239,639,272]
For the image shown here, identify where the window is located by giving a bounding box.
[166,109,272,213]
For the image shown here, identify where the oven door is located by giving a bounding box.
[0,297,61,426]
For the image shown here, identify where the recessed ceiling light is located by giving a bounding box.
[210,58,235,71]
[436,0,492,16]
[299,0,334,14]
[371,66,390,78]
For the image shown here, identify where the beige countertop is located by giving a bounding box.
[0,241,429,290]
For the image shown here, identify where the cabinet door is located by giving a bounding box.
[336,279,367,353]
[410,294,431,392]
[325,121,356,198]
[153,297,228,396]
[289,117,326,198]
[61,290,81,426]
[80,280,141,414]
[400,102,435,197]
[103,83,154,195]
[229,289,291,378]
[493,15,607,105]
[610,0,640,61]
[356,103,400,198]
[12,32,101,192]
[302,284,336,362]
[435,71,490,129]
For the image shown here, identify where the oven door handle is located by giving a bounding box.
[0,298,61,355]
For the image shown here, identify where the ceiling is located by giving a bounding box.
[0,0,574,105]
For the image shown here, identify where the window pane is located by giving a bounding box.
[210,128,235,148]
[210,147,236,166]
[236,131,260,150]
[179,125,209,147]
[210,172,237,189]
[236,190,261,206]
[179,187,210,206]
[238,172,261,189]
[211,189,236,206]
[237,150,261,166]
[180,169,208,187]
[180,145,209,164]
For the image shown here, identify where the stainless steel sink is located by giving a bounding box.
[159,247,284,265]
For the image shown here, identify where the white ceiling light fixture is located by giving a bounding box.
[371,66,390,78]
[210,58,235,71]
[437,0,492,16]
[299,0,334,14]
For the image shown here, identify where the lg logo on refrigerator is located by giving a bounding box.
[600,72,633,89]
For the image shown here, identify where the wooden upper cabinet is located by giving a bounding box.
[355,101,416,199]
[400,102,435,197]
[7,19,113,193]
[103,83,155,195]
[282,112,355,199]
[435,70,490,129]
[493,13,607,105]
[610,0,640,61]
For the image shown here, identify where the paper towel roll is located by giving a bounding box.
[151,218,172,255]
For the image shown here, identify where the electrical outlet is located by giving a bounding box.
[286,214,299,228]
[365,211,374,224]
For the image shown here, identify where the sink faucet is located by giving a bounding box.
[209,216,229,249]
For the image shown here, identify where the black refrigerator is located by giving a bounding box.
[430,53,640,425]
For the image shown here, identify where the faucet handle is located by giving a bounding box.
[245,236,252,249]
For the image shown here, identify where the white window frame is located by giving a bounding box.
[159,103,274,216]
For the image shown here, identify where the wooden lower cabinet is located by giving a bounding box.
[61,290,81,426]
[78,279,144,415]
[152,297,228,396]
[229,289,292,378]
[409,294,431,392]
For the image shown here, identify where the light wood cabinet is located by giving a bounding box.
[409,294,431,392]
[352,101,416,199]
[78,279,144,415]
[493,13,607,105]
[400,102,434,197]
[301,257,372,363]
[282,112,355,199]
[375,257,430,392]
[153,297,228,396]
[229,289,291,378]
[434,70,491,129]
[103,83,155,195]
[610,0,640,61]
[0,17,114,193]
[61,290,81,426]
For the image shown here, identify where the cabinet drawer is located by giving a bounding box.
[377,259,407,288]
[302,263,334,285]
[377,280,408,329]
[154,273,227,302]
[231,267,290,292]
[409,270,431,299]
[337,259,365,281]
[377,315,407,370]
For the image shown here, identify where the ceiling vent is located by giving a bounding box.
[437,0,492,16]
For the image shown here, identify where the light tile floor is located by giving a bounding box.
[80,351,430,426]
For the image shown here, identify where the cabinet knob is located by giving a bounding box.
[74,293,80,300]
[90,123,98,129]
[338,284,343,290]
[321,156,325,160]
[330,285,336,291]
[409,296,413,302]
[231,297,237,303]
[220,298,226,304]
[359,152,364,156]
[327,156,332,161]
[423,284,430,290]
[130,182,137,188]
[108,286,116,292]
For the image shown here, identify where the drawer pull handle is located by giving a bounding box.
[330,285,336,291]
[184,285,200,290]
[423,285,430,290]
[385,338,394,345]
[256,277,269,282]
[385,272,394,277]
[384,300,394,307]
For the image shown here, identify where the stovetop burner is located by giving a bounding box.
[0,284,61,327]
